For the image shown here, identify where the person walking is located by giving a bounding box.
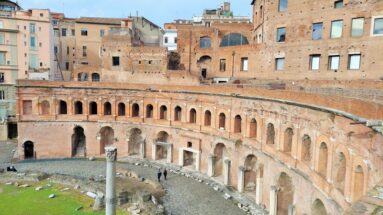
[157,168,162,182]
[163,168,168,180]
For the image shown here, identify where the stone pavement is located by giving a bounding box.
[12,160,248,215]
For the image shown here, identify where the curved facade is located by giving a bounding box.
[16,80,383,214]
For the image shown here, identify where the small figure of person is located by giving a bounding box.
[157,168,162,182]
[163,169,168,180]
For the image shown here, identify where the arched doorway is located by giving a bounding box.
[244,155,257,192]
[156,131,169,160]
[128,128,144,156]
[24,141,34,159]
[301,135,312,165]
[249,118,257,138]
[311,199,327,215]
[197,55,212,79]
[72,126,86,157]
[318,142,328,178]
[213,143,227,177]
[277,172,294,215]
[99,127,114,154]
[234,115,242,133]
[267,123,275,145]
[334,152,346,194]
[283,128,293,153]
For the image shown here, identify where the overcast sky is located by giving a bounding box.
[18,0,252,27]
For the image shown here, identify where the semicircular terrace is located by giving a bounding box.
[16,80,383,215]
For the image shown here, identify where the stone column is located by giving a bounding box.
[288,205,295,215]
[269,186,279,215]
[195,151,201,171]
[256,177,263,205]
[237,166,245,193]
[140,140,145,159]
[105,147,117,215]
[167,145,172,163]
[152,143,157,160]
[207,154,216,177]
[178,149,184,166]
[223,159,231,186]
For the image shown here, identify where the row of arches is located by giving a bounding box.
[77,72,100,82]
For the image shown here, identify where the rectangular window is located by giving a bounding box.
[30,36,36,48]
[0,52,5,65]
[23,100,32,115]
[331,20,343,38]
[0,33,4,44]
[220,59,226,71]
[100,29,105,37]
[65,62,69,70]
[348,54,361,70]
[29,54,38,69]
[312,22,323,40]
[373,17,383,36]
[0,73,4,83]
[174,37,178,43]
[67,46,69,55]
[310,54,321,70]
[71,29,75,36]
[54,46,58,54]
[81,29,88,36]
[351,18,364,37]
[275,58,285,71]
[82,46,87,57]
[334,0,344,8]
[29,23,36,33]
[0,90,5,100]
[61,28,67,37]
[112,56,120,66]
[241,57,249,71]
[276,27,286,42]
[328,55,340,70]
[278,0,288,12]
[0,21,3,28]
[164,37,168,43]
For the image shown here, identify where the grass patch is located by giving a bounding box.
[0,183,125,215]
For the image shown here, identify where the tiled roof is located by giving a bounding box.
[76,17,122,25]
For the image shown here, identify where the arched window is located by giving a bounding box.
[91,73,100,82]
[118,103,125,116]
[301,135,312,164]
[219,113,226,129]
[234,115,242,133]
[160,105,167,120]
[200,36,211,48]
[74,101,83,115]
[220,33,249,47]
[41,100,50,115]
[318,142,328,178]
[204,110,212,126]
[89,102,98,115]
[132,103,140,117]
[59,100,67,114]
[189,108,197,123]
[266,123,275,145]
[78,72,88,81]
[283,128,293,153]
[146,104,153,118]
[334,152,346,194]
[311,199,327,215]
[353,165,364,201]
[174,106,182,121]
[104,102,112,115]
[249,118,257,138]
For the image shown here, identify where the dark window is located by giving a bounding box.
[312,23,323,40]
[112,56,120,66]
[81,29,88,36]
[164,37,168,43]
[65,62,69,70]
[89,102,98,115]
[118,103,126,116]
[200,36,211,48]
[276,27,286,42]
[220,33,249,47]
[61,28,67,37]
[82,46,87,57]
[91,73,100,82]
[334,0,344,8]
[104,102,112,115]
[174,106,182,121]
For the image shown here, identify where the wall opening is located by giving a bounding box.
[204,110,212,126]
[311,199,327,215]
[213,143,226,177]
[128,128,144,156]
[40,100,50,115]
[104,102,112,115]
[189,108,197,123]
[146,104,153,118]
[266,123,275,145]
[277,172,294,215]
[59,100,67,114]
[24,141,34,159]
[174,106,182,121]
[334,152,346,194]
[72,126,86,157]
[219,113,226,129]
[132,103,140,117]
[89,102,98,115]
[283,128,293,153]
[160,105,167,120]
[99,126,114,154]
[249,118,257,138]
[301,135,312,164]
[234,115,242,133]
[353,165,364,201]
[244,154,257,192]
[118,103,126,116]
[74,101,83,115]
[318,142,328,178]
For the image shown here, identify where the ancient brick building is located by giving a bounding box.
[15,1,383,215]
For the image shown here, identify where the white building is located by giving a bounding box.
[162,29,177,51]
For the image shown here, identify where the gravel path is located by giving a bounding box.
[0,143,245,215]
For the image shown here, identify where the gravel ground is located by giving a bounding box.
[0,143,245,215]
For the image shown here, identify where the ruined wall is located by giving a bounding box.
[16,80,383,214]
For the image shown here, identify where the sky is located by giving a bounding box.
[18,0,252,27]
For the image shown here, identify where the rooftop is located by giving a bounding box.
[76,17,122,25]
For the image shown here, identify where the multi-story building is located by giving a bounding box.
[0,0,56,140]
[14,1,383,215]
